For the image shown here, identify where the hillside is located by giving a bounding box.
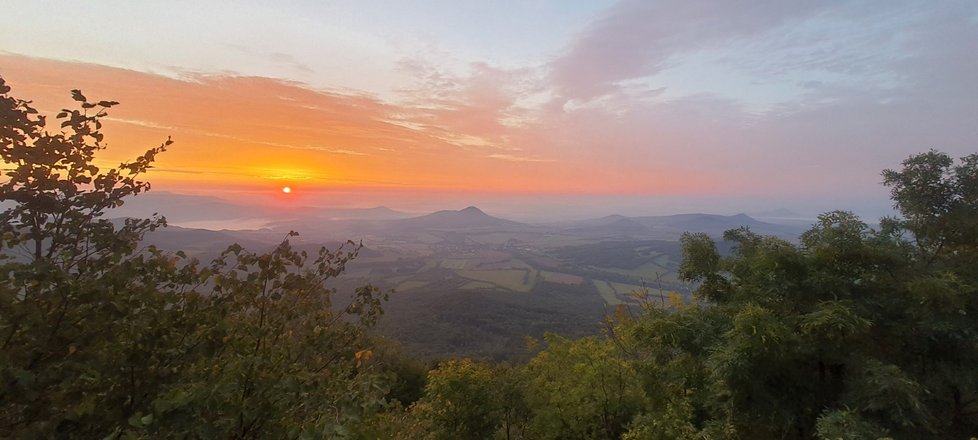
[391,206,527,230]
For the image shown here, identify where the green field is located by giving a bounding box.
[540,271,584,285]
[457,269,536,292]
[601,261,671,278]
[609,281,642,295]
[478,258,533,271]
[441,259,469,269]
[592,280,623,305]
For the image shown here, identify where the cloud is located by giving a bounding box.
[394,58,543,149]
[267,52,314,73]
[0,54,634,193]
[548,0,828,102]
[225,44,314,74]
[104,117,175,130]
[3,0,976,205]
[524,0,978,198]
[487,153,554,163]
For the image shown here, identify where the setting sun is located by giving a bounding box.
[3,2,977,437]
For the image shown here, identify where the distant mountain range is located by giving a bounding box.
[109,192,808,239]
[112,191,411,226]
[391,206,524,230]
[565,212,800,238]
[749,208,805,219]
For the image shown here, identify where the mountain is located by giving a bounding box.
[113,192,410,225]
[640,213,804,237]
[391,206,525,230]
[750,208,804,219]
[636,213,764,229]
[139,224,281,257]
[562,214,650,235]
[566,212,803,238]
[570,214,631,227]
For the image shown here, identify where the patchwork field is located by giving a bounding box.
[478,259,534,271]
[441,259,469,269]
[601,261,669,277]
[396,280,430,291]
[457,269,537,292]
[593,280,623,305]
[460,280,497,290]
[540,271,584,285]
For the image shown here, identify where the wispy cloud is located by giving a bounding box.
[3,0,976,201]
[487,154,554,163]
[104,117,175,130]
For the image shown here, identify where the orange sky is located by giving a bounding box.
[3,2,977,219]
[1,54,709,199]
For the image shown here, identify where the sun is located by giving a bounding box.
[281,186,292,194]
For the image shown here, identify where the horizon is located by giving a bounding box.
[104,190,889,232]
[2,1,976,221]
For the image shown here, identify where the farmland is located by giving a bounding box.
[142,207,797,361]
[329,228,692,360]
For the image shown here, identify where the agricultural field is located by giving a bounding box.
[609,281,645,297]
[460,281,497,290]
[593,280,623,306]
[601,261,671,279]
[477,258,534,271]
[396,280,430,292]
[440,259,469,269]
[540,271,584,285]
[325,225,695,359]
[457,269,537,292]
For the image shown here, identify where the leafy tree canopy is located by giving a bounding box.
[0,76,389,438]
[621,150,978,439]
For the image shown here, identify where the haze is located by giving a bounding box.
[3,1,976,221]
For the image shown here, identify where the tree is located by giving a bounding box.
[413,359,502,440]
[144,238,390,439]
[524,334,646,440]
[622,151,978,439]
[0,75,183,436]
[0,76,390,438]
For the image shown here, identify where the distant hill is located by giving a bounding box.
[750,208,804,219]
[563,214,650,235]
[571,214,631,227]
[138,224,281,258]
[635,213,765,229]
[113,191,410,225]
[568,212,802,238]
[391,206,525,230]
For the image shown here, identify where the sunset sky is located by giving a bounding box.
[2,1,977,218]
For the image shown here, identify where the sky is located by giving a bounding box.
[2,1,977,219]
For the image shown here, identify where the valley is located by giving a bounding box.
[138,202,807,360]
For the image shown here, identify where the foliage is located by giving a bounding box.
[620,151,978,439]
[413,359,503,439]
[0,76,179,437]
[143,239,389,439]
[523,334,646,440]
[0,77,389,438]
[3,75,976,440]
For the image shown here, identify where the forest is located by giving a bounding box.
[1,79,976,439]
